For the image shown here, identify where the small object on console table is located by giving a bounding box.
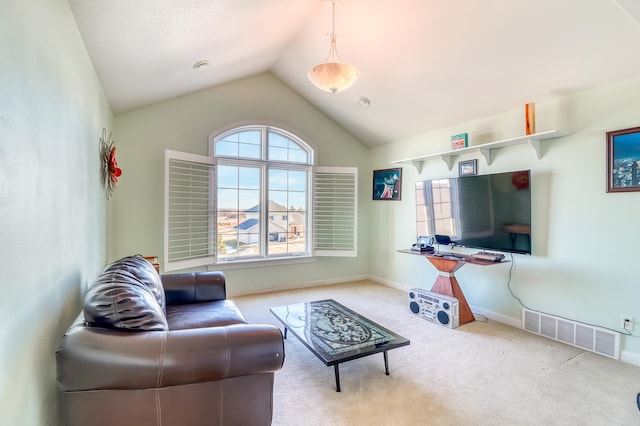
[411,245,434,252]
[470,251,505,262]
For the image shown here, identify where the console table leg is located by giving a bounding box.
[334,364,341,392]
[383,351,389,375]
[428,261,475,325]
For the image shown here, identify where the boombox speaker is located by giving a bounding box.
[408,288,459,328]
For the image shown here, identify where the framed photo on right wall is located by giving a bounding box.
[606,126,640,193]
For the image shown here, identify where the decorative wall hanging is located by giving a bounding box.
[606,126,640,193]
[99,128,122,199]
[372,168,402,200]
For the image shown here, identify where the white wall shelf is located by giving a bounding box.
[391,130,570,173]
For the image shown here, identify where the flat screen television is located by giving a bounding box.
[415,170,532,255]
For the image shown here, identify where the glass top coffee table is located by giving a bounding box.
[270,299,410,392]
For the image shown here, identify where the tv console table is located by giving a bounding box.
[398,249,508,325]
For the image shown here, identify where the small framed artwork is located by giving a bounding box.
[607,126,640,193]
[372,168,402,200]
[458,159,477,177]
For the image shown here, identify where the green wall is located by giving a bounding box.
[370,77,640,360]
[0,0,112,424]
[112,73,371,295]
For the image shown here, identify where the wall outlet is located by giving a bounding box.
[622,315,634,331]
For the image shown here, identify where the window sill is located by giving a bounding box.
[207,255,317,271]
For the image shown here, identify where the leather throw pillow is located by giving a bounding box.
[83,255,168,331]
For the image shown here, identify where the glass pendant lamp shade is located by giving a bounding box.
[308,61,360,94]
[308,0,359,94]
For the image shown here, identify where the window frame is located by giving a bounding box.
[210,125,313,264]
[163,125,357,272]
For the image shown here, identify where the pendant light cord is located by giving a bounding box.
[324,1,343,63]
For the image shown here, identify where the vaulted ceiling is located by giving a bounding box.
[68,0,640,147]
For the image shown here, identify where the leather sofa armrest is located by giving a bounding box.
[56,323,285,392]
[161,271,226,304]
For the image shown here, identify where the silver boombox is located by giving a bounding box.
[408,288,459,329]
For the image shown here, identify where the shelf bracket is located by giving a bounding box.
[440,155,454,170]
[478,148,492,165]
[528,139,542,159]
[410,160,424,174]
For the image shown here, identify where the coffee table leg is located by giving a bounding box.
[383,351,389,375]
[334,364,341,392]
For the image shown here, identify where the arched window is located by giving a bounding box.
[164,125,357,271]
[211,126,313,262]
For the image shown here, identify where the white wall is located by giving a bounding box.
[370,76,640,360]
[0,0,112,424]
[112,73,371,294]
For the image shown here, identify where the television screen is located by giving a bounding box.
[415,170,532,254]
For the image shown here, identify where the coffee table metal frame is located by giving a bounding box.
[270,299,410,392]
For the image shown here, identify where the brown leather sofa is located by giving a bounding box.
[56,255,285,426]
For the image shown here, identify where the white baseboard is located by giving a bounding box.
[620,350,640,367]
[367,274,411,292]
[468,305,521,328]
[228,274,370,297]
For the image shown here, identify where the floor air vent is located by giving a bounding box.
[522,308,619,359]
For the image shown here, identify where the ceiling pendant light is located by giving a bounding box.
[308,0,359,94]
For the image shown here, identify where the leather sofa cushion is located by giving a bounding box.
[83,255,168,331]
[166,300,247,330]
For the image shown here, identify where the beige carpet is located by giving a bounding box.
[234,280,640,426]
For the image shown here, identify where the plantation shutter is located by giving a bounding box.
[164,150,216,272]
[313,167,358,257]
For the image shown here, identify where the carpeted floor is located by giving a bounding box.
[234,280,640,425]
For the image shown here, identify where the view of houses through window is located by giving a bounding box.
[218,199,307,258]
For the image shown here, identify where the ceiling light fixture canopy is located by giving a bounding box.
[308,0,359,94]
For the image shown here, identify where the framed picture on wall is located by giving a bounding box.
[458,159,477,177]
[372,168,402,200]
[606,126,640,193]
